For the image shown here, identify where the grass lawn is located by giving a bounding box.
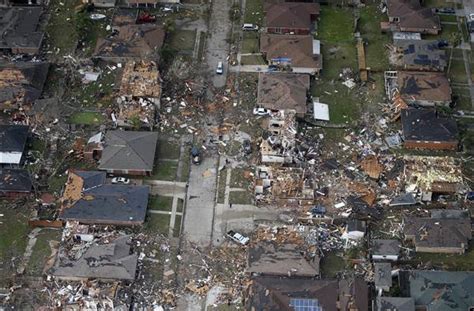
[452,87,472,110]
[448,59,468,84]
[230,168,251,188]
[173,215,182,237]
[157,140,181,160]
[144,214,170,235]
[147,160,178,181]
[241,54,266,65]
[318,7,354,44]
[76,11,110,57]
[169,29,197,52]
[439,14,458,22]
[0,206,30,285]
[217,169,227,204]
[320,252,346,278]
[48,174,68,193]
[244,0,263,26]
[425,23,459,41]
[414,242,474,270]
[241,33,259,54]
[359,5,390,71]
[229,190,253,205]
[180,147,191,182]
[149,195,173,211]
[69,111,103,125]
[46,0,79,57]
[68,69,116,108]
[176,198,184,213]
[27,229,61,276]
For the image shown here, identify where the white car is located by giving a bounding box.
[470,13,474,21]
[216,61,223,74]
[227,230,250,245]
[242,23,259,31]
[111,177,130,184]
[253,107,270,116]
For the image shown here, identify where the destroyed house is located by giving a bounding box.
[401,109,458,150]
[257,73,309,116]
[396,71,451,107]
[260,110,297,163]
[0,168,32,198]
[264,2,320,35]
[374,262,392,292]
[98,130,158,176]
[372,239,401,261]
[94,24,165,61]
[260,34,322,74]
[60,170,149,225]
[0,62,49,111]
[119,60,161,102]
[399,270,474,311]
[0,124,28,166]
[51,235,138,281]
[403,216,471,254]
[0,7,44,54]
[384,0,440,34]
[390,40,447,71]
[247,242,319,277]
[376,297,415,311]
[245,276,368,311]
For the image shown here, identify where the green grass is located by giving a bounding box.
[217,169,227,204]
[448,59,468,84]
[46,0,80,57]
[320,252,345,278]
[144,214,170,235]
[48,174,68,194]
[244,0,263,25]
[0,206,30,285]
[69,111,103,125]
[452,87,472,110]
[229,190,253,205]
[176,198,184,213]
[68,69,116,108]
[173,215,182,237]
[77,11,110,57]
[359,5,391,71]
[149,195,173,212]
[147,160,178,181]
[157,140,180,160]
[317,7,354,43]
[320,43,357,80]
[414,242,474,270]
[425,24,459,41]
[27,229,61,276]
[439,14,458,23]
[180,147,191,182]
[169,29,197,52]
[241,54,266,65]
[242,32,259,54]
[230,168,251,188]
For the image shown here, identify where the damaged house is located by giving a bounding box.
[399,270,474,310]
[385,71,451,107]
[260,34,322,74]
[403,212,471,254]
[383,0,441,34]
[0,168,32,198]
[389,40,447,71]
[59,170,149,225]
[0,62,49,111]
[113,60,161,129]
[264,2,320,35]
[0,124,28,166]
[94,24,165,62]
[260,110,297,163]
[401,109,458,150]
[245,276,368,311]
[51,234,138,281]
[0,7,44,54]
[94,130,158,176]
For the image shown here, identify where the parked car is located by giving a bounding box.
[242,23,258,31]
[191,146,201,165]
[268,64,279,72]
[253,107,270,116]
[227,230,250,245]
[216,61,223,74]
[243,140,252,154]
[435,7,455,14]
[111,177,130,184]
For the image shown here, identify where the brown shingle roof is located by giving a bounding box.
[397,71,451,102]
[257,72,309,114]
[387,0,440,31]
[260,34,321,69]
[264,2,319,30]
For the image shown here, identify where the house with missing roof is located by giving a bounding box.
[0,7,44,54]
[403,212,471,254]
[0,168,32,198]
[59,170,149,225]
[383,0,441,34]
[263,2,320,35]
[245,276,368,311]
[0,125,29,167]
[0,62,49,111]
[93,130,158,176]
[374,262,392,293]
[260,34,322,74]
[401,109,458,150]
[389,40,447,71]
[399,270,474,311]
[51,235,138,281]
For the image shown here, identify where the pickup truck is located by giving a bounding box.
[226,230,250,245]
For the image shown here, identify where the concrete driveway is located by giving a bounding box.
[205,0,233,88]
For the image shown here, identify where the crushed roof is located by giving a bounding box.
[0,169,32,193]
[401,109,458,143]
[99,130,158,172]
[391,40,447,70]
[119,60,161,98]
[374,262,392,287]
[377,297,415,311]
[257,73,309,114]
[398,71,451,102]
[264,2,320,30]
